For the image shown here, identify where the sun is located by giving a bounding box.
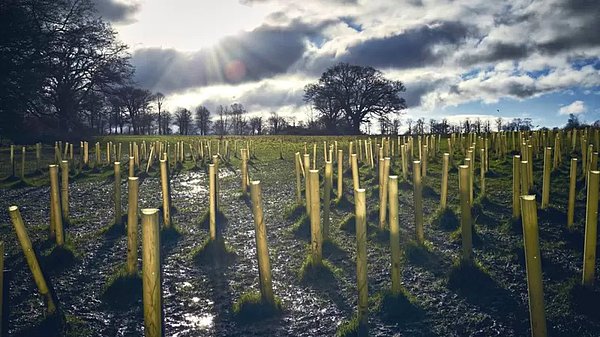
[113,0,276,51]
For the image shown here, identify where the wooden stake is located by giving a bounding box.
[129,156,135,178]
[141,209,163,337]
[127,177,139,275]
[351,154,360,192]
[520,195,547,337]
[21,146,26,180]
[294,152,302,204]
[521,161,530,195]
[209,164,217,241]
[241,149,248,195]
[441,153,449,210]
[49,165,64,246]
[413,160,424,244]
[114,162,122,226]
[513,155,521,220]
[459,165,472,261]
[309,169,322,265]
[379,158,390,230]
[541,147,552,209]
[354,188,368,329]
[324,160,332,240]
[250,181,275,305]
[304,154,311,216]
[388,176,401,294]
[337,150,343,199]
[480,148,485,196]
[567,158,577,228]
[60,160,69,221]
[159,159,171,228]
[582,170,599,287]
[9,206,56,314]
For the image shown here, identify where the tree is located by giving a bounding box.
[213,105,229,136]
[495,117,503,132]
[174,108,193,135]
[195,105,211,135]
[113,86,153,134]
[229,103,247,135]
[267,112,287,134]
[304,63,407,134]
[565,113,581,130]
[161,111,172,135]
[0,0,132,140]
[406,118,413,135]
[249,116,263,135]
[154,92,165,134]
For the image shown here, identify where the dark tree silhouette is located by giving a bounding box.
[0,0,131,140]
[174,108,193,135]
[195,105,211,135]
[304,63,407,134]
[113,86,153,134]
[155,92,165,134]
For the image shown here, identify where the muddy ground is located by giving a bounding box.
[1,138,600,336]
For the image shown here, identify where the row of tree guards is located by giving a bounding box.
[1,127,599,336]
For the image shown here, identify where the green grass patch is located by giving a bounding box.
[374,289,424,324]
[447,258,492,291]
[232,291,283,322]
[290,213,310,239]
[336,314,368,337]
[430,207,459,231]
[161,225,182,243]
[41,241,78,274]
[284,203,306,221]
[101,264,142,309]
[298,254,338,284]
[191,237,236,267]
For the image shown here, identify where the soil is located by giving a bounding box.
[0,139,599,337]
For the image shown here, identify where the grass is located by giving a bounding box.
[41,240,78,274]
[430,207,459,231]
[298,254,339,284]
[374,289,424,324]
[101,264,142,309]
[232,291,283,322]
[336,315,368,337]
[191,237,236,267]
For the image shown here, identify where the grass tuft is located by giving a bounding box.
[336,315,368,337]
[298,254,338,284]
[191,237,236,267]
[375,289,424,324]
[232,291,283,322]
[101,265,142,309]
[430,207,459,231]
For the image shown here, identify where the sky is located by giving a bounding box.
[94,0,600,131]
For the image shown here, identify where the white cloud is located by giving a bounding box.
[559,100,586,115]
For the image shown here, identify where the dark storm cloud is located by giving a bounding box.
[538,0,600,54]
[93,0,140,23]
[338,21,473,69]
[132,20,326,93]
[459,43,531,65]
[402,80,445,107]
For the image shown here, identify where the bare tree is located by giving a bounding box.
[195,105,211,135]
[229,103,247,135]
[155,92,165,134]
[213,105,229,136]
[174,108,193,135]
[304,63,407,134]
[495,117,503,132]
[249,116,263,135]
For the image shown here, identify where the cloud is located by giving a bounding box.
[559,100,586,115]
[132,19,327,93]
[93,0,140,23]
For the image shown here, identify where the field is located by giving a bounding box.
[0,134,599,337]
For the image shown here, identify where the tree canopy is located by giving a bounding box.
[304,63,407,134]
